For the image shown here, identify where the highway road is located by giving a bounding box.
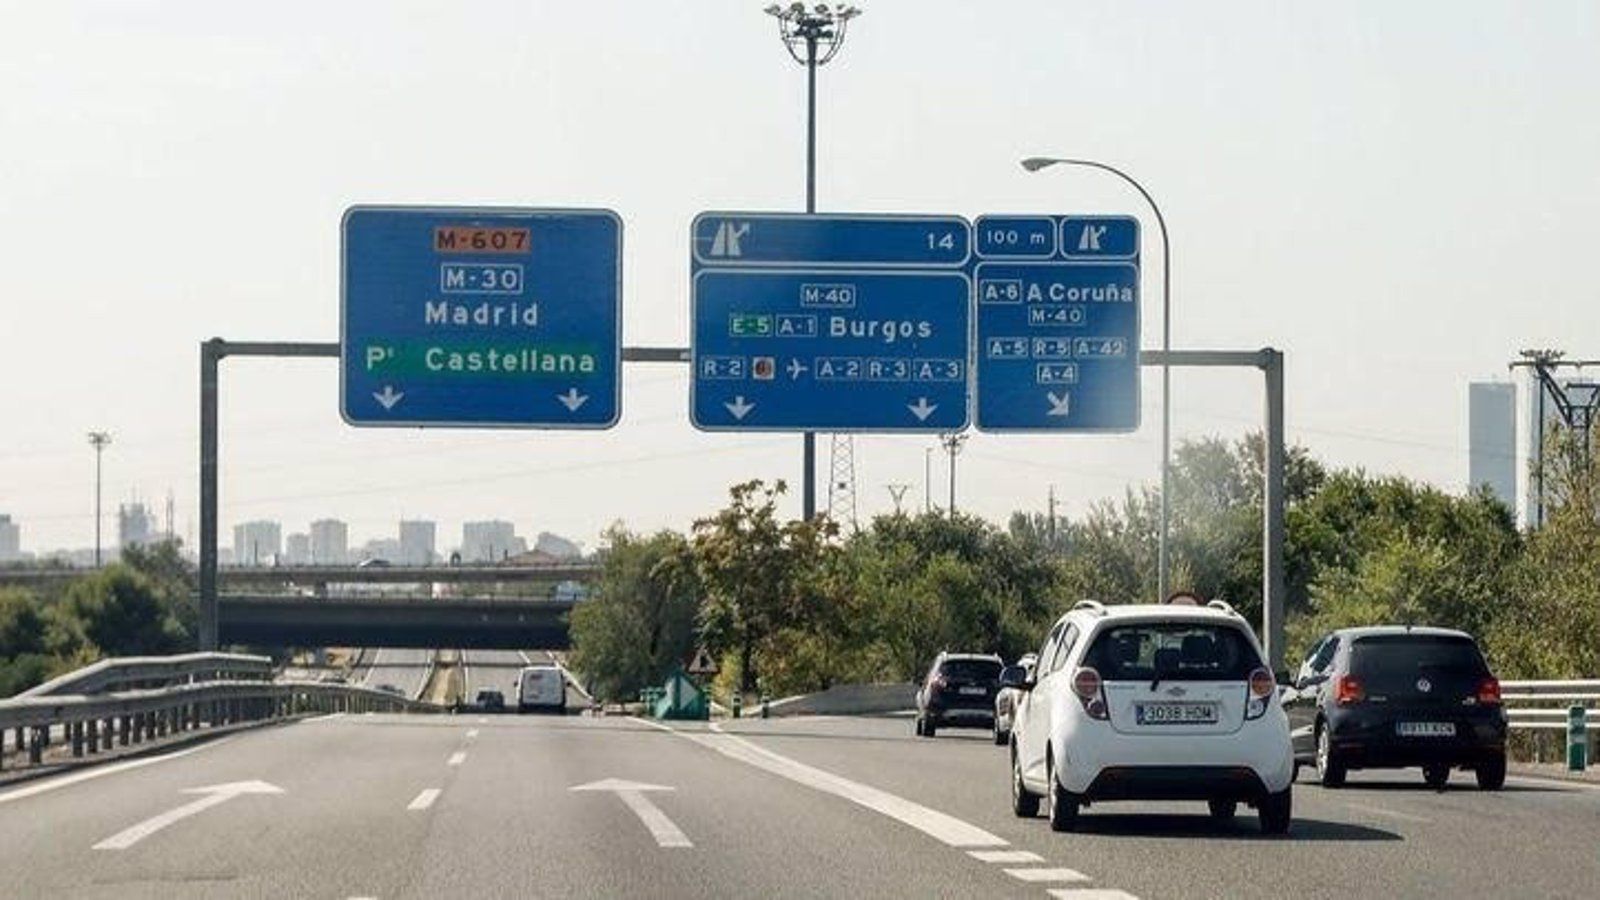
[461,649,590,713]
[1,712,1595,899]
[357,648,434,701]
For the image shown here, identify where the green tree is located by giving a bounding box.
[690,480,841,692]
[568,526,700,702]
[63,564,191,657]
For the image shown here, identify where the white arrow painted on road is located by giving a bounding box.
[570,778,691,848]
[373,385,405,410]
[725,396,755,421]
[93,780,285,850]
[557,387,588,412]
[907,397,938,422]
[1046,391,1071,417]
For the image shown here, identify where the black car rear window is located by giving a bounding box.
[1082,623,1262,682]
[1349,635,1488,679]
[939,659,1001,681]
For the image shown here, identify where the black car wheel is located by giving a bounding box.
[1423,763,1451,789]
[1258,787,1292,835]
[1045,755,1080,832]
[1207,799,1237,822]
[1011,744,1040,818]
[1315,722,1346,788]
[1476,753,1506,791]
[923,718,938,738]
[993,722,1008,746]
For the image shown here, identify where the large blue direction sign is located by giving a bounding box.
[341,206,621,428]
[691,213,971,432]
[973,215,1140,432]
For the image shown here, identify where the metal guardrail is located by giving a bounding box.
[17,652,274,699]
[1,656,441,774]
[1502,679,1600,730]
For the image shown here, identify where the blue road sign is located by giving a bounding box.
[691,213,972,432]
[341,206,621,428]
[973,215,1140,432]
[692,211,971,268]
[691,268,971,432]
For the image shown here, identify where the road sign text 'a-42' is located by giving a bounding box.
[342,206,622,428]
[690,212,971,433]
[973,215,1140,432]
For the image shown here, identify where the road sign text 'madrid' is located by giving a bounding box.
[341,206,622,428]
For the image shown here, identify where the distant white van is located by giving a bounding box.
[516,664,567,713]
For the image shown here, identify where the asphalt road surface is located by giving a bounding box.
[1,713,1595,899]
[357,648,434,701]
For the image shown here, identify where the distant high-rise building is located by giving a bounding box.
[359,538,404,563]
[284,533,311,566]
[461,520,518,562]
[232,520,282,566]
[399,520,436,566]
[0,515,20,562]
[534,532,582,559]
[310,519,349,565]
[118,502,158,551]
[1468,382,1516,513]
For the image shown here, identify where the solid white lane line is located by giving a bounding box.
[407,789,441,811]
[300,712,348,724]
[446,751,467,767]
[1006,867,1091,884]
[1339,801,1433,824]
[0,737,234,806]
[638,718,1006,849]
[1508,774,1600,793]
[1047,890,1140,900]
[970,849,1045,864]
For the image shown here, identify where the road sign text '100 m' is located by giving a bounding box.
[691,213,972,432]
[341,206,622,429]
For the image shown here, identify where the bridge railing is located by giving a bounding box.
[1,657,440,775]
[1502,679,1600,730]
[16,652,275,699]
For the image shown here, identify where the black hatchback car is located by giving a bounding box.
[915,652,1003,738]
[1283,626,1507,789]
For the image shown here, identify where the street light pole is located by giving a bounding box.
[87,431,112,567]
[765,3,861,520]
[941,432,966,517]
[1020,156,1172,602]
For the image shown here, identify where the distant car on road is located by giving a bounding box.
[915,652,1003,738]
[517,664,567,713]
[994,653,1038,745]
[1004,599,1293,834]
[474,689,506,712]
[374,683,404,696]
[1284,625,1506,790]
[356,558,391,569]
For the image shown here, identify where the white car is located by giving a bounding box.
[1004,599,1293,834]
[516,664,568,713]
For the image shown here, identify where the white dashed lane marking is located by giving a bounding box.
[969,849,1045,864]
[1047,890,1140,900]
[1006,867,1092,884]
[407,789,441,811]
[446,751,467,767]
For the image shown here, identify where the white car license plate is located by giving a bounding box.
[958,686,987,696]
[1135,702,1218,725]
[1396,722,1456,737]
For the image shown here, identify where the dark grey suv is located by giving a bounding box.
[1283,626,1507,790]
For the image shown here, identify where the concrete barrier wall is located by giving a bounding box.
[762,682,916,718]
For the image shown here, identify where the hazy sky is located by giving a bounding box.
[3,1,1597,553]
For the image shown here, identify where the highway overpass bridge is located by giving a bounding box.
[0,563,598,591]
[216,594,575,649]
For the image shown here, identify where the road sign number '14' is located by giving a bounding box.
[691,212,972,433]
[341,206,622,428]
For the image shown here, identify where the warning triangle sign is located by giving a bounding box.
[687,646,718,676]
